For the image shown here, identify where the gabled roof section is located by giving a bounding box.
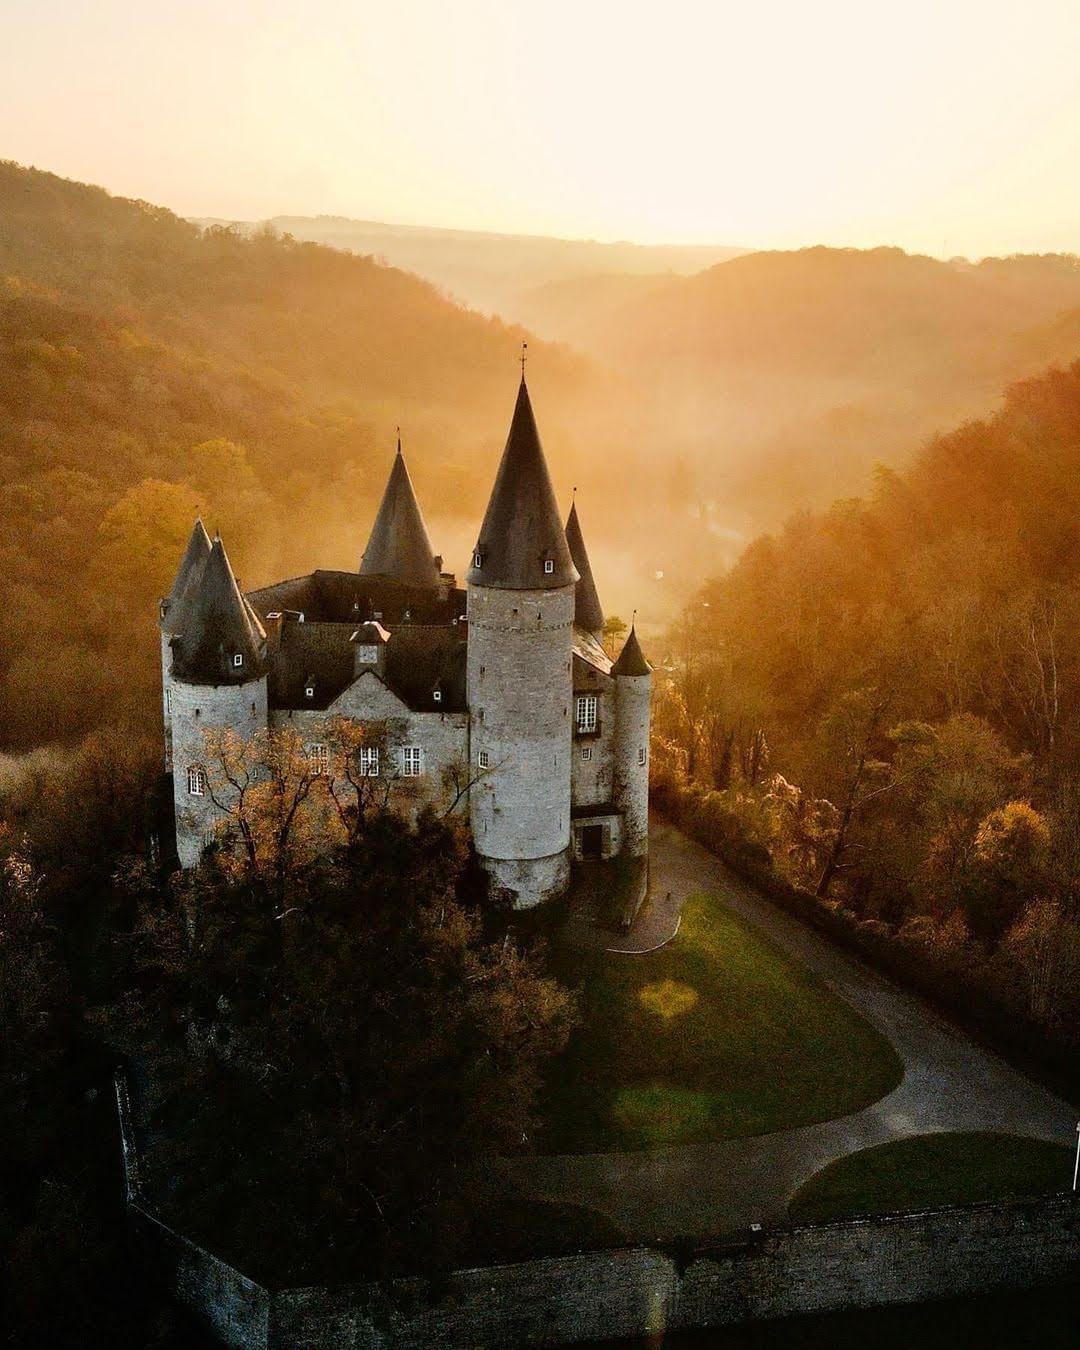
[611,625,651,677]
[359,439,440,588]
[165,521,211,607]
[466,379,577,590]
[171,537,267,684]
[565,501,604,636]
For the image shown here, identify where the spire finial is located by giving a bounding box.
[520,341,528,382]
[396,425,402,455]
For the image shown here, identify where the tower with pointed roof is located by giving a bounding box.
[612,624,653,861]
[360,437,441,588]
[159,518,211,774]
[165,536,269,867]
[465,378,579,908]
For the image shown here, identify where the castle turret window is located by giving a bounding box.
[358,746,379,777]
[581,746,592,761]
[401,746,423,777]
[433,688,442,703]
[575,695,598,733]
[233,653,244,668]
[477,750,490,769]
[544,558,554,575]
[308,743,329,776]
[187,766,206,796]
[473,551,483,569]
[638,747,647,765]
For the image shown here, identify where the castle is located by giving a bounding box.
[159,375,651,907]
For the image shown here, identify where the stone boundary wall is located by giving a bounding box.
[116,1097,1079,1349]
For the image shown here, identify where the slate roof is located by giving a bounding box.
[169,518,212,601]
[573,626,613,677]
[611,625,651,677]
[466,380,578,591]
[171,537,267,684]
[267,619,466,713]
[565,501,604,636]
[247,571,463,627]
[359,441,441,588]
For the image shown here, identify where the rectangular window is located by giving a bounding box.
[544,558,554,574]
[358,746,379,777]
[638,746,647,766]
[233,653,244,668]
[576,695,598,733]
[581,746,592,761]
[187,766,206,796]
[477,749,490,769]
[401,746,423,777]
[309,743,329,776]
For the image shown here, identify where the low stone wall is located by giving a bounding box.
[132,1193,1079,1349]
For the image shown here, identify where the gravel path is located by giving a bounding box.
[507,818,1077,1242]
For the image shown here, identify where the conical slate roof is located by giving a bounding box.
[611,624,651,677]
[171,537,266,684]
[162,518,212,632]
[466,380,578,590]
[565,500,604,636]
[359,440,440,587]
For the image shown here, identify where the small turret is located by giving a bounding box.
[564,499,604,637]
[360,437,440,588]
[613,624,652,859]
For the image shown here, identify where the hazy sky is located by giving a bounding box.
[3,0,1079,255]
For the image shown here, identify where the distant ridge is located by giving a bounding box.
[188,212,746,324]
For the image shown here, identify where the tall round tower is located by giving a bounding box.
[167,535,268,868]
[466,378,578,908]
[612,625,652,859]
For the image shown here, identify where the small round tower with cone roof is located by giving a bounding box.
[159,518,211,770]
[466,376,578,908]
[167,534,268,867]
[612,624,652,859]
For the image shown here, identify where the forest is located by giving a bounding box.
[654,360,1080,1071]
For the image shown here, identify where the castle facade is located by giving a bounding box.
[160,376,651,907]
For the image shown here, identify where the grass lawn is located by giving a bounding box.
[788,1132,1073,1223]
[538,890,902,1153]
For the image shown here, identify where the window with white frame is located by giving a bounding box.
[433,688,442,703]
[581,746,592,761]
[401,746,423,777]
[309,742,329,776]
[187,765,206,796]
[473,551,483,569]
[477,749,490,769]
[358,746,379,777]
[575,695,598,733]
[544,558,554,574]
[233,653,244,668]
[638,746,647,766]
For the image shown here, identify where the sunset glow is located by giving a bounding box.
[4,0,1080,254]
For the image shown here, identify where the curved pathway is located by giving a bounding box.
[507,818,1077,1242]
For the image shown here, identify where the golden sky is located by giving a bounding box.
[4,0,1079,255]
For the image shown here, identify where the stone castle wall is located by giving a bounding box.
[137,1194,1080,1350]
[466,584,575,907]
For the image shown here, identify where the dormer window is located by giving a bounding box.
[304,685,315,699]
[233,653,244,668]
[433,688,442,704]
[473,551,483,569]
[544,559,554,575]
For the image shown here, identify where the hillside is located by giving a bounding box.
[570,246,1080,518]
[0,161,623,747]
[195,213,746,327]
